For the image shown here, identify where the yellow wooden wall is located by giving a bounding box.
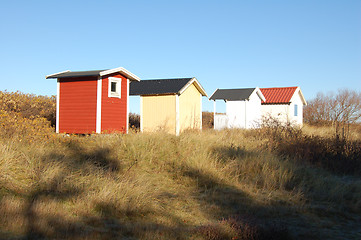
[141,83,202,135]
[141,95,176,134]
[179,83,201,132]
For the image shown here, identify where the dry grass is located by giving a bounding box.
[1,128,361,239]
[1,92,361,239]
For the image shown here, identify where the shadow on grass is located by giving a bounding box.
[171,143,301,239]
[191,144,327,240]
[180,164,295,240]
[45,139,121,175]
[1,137,338,239]
[261,127,361,176]
[209,144,361,239]
[0,138,193,240]
[211,144,260,163]
[24,173,84,240]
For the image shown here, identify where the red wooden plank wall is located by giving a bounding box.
[101,73,128,133]
[59,77,97,133]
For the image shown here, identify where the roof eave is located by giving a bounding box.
[100,67,140,81]
[253,87,266,102]
[178,77,208,97]
[139,93,178,97]
[297,87,307,105]
[209,88,219,101]
[261,102,291,105]
[45,70,71,79]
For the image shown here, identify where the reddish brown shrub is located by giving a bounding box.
[0,90,56,126]
[0,91,56,141]
[202,111,214,129]
[260,122,361,176]
[194,216,291,240]
[129,113,140,130]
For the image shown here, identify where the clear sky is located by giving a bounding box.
[1,0,360,113]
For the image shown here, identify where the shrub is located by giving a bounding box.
[202,111,214,129]
[129,113,140,130]
[194,216,291,240]
[0,90,56,126]
[304,89,361,139]
[260,119,361,176]
[0,91,55,141]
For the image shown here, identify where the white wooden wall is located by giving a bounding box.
[261,91,304,126]
[214,114,228,130]
[224,91,263,129]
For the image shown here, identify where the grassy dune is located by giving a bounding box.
[1,127,361,239]
[1,91,361,239]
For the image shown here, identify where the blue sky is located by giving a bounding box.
[1,0,360,113]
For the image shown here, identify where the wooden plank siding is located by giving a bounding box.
[179,83,201,132]
[141,95,176,134]
[59,77,98,133]
[101,73,128,133]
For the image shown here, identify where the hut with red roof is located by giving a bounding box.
[260,87,307,126]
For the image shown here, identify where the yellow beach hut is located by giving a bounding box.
[130,78,208,135]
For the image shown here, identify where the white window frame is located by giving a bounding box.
[108,77,122,98]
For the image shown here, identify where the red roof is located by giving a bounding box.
[260,87,297,104]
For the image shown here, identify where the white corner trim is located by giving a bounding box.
[200,93,202,130]
[254,87,266,102]
[178,77,208,97]
[213,100,216,129]
[108,77,122,98]
[140,97,143,132]
[96,77,102,133]
[100,67,140,81]
[297,87,307,106]
[176,94,180,136]
[289,87,307,106]
[46,70,70,79]
[244,100,247,128]
[126,79,129,134]
[56,81,60,133]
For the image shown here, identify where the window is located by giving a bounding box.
[111,82,117,92]
[294,104,298,116]
[108,77,121,98]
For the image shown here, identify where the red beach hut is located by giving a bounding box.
[46,67,140,134]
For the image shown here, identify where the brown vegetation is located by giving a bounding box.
[1,91,361,239]
[260,118,361,176]
[304,89,361,139]
[129,113,140,130]
[0,90,56,126]
[202,111,214,129]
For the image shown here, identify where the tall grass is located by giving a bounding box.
[1,92,360,239]
[1,129,360,239]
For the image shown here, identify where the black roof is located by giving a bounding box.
[46,70,106,79]
[209,88,256,101]
[130,78,193,96]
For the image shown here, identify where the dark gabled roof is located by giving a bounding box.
[209,88,256,101]
[130,78,193,96]
[46,70,105,79]
[46,67,141,81]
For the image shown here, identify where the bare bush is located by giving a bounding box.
[259,117,361,176]
[129,113,140,130]
[304,89,361,138]
[202,111,214,129]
